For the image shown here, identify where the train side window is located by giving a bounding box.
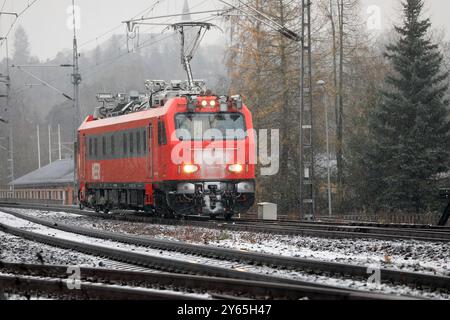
[130,132,134,154]
[142,130,147,152]
[158,122,162,145]
[136,131,141,154]
[102,136,106,157]
[158,121,167,146]
[111,135,115,156]
[94,138,98,157]
[149,125,153,149]
[123,133,127,155]
[89,138,92,158]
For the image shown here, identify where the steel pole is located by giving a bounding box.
[37,125,41,168]
[318,80,333,217]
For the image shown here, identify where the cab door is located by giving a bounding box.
[78,134,86,180]
[148,124,153,179]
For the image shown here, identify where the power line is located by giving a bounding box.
[0,0,7,12]
[9,0,221,94]
[78,1,215,80]
[0,0,40,48]
[79,0,163,49]
[37,0,164,66]
[81,11,221,81]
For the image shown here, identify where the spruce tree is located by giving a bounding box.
[368,0,450,213]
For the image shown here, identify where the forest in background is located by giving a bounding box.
[1,0,450,218]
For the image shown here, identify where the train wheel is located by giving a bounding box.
[144,208,155,216]
[161,210,176,219]
[104,208,110,214]
[224,213,233,221]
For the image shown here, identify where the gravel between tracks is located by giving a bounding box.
[0,231,116,268]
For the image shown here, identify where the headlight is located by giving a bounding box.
[201,100,208,107]
[209,100,217,107]
[183,164,199,174]
[228,164,243,173]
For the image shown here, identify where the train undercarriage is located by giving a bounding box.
[79,180,255,220]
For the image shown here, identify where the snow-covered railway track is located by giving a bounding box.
[1,208,449,298]
[0,212,408,300]
[239,216,450,231]
[1,203,449,242]
[0,261,385,300]
[0,270,208,300]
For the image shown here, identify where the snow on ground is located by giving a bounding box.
[1,209,449,299]
[0,230,114,268]
[0,293,55,301]
[16,208,450,278]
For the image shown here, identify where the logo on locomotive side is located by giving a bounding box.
[92,163,101,180]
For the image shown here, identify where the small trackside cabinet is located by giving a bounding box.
[258,203,277,221]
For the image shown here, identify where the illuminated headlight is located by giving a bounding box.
[209,100,217,107]
[201,100,208,107]
[183,164,199,174]
[228,164,244,173]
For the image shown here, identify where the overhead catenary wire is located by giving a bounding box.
[217,0,302,42]
[80,14,221,82]
[80,0,215,75]
[79,0,163,49]
[80,0,218,80]
[9,0,222,95]
[0,0,7,12]
[7,0,164,96]
[10,12,219,95]
[0,0,41,49]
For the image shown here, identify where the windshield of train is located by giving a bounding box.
[175,113,246,141]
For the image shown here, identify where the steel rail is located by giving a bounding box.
[3,202,449,230]
[2,202,449,231]
[240,217,450,231]
[0,273,204,300]
[0,262,398,300]
[1,203,449,242]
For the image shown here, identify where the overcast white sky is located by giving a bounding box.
[0,0,449,61]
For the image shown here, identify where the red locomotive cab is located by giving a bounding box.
[157,95,256,219]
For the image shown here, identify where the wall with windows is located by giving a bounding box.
[0,186,74,205]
